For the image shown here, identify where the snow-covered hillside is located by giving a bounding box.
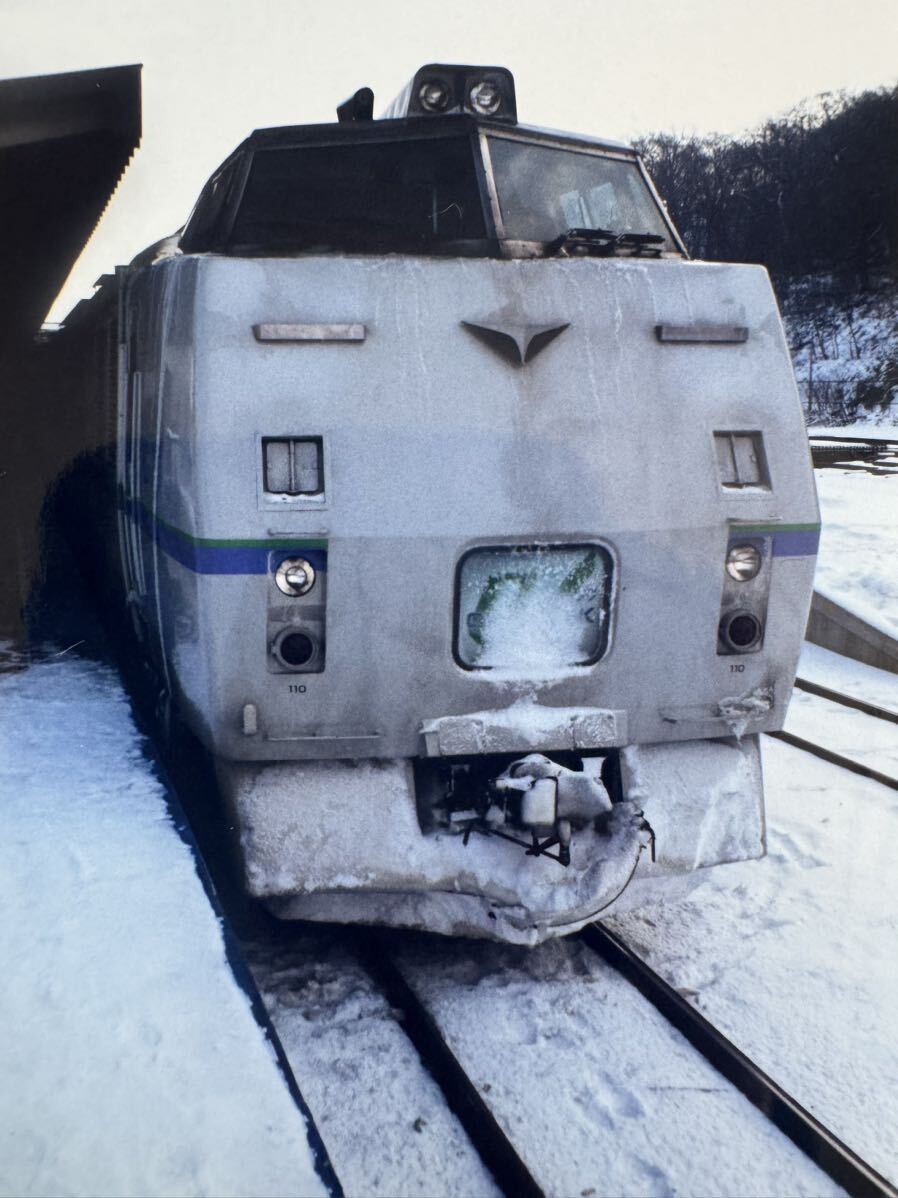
[782,279,898,426]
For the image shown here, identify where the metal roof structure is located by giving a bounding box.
[0,64,141,645]
[0,63,141,344]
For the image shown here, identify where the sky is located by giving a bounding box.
[3,0,896,321]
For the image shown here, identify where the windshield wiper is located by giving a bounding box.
[546,227,666,257]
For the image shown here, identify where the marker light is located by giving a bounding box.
[276,631,316,667]
[726,543,762,582]
[275,557,316,596]
[720,610,763,652]
[418,80,451,112]
[468,80,502,115]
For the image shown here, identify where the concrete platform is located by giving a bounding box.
[807,590,898,675]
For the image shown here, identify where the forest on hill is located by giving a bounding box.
[637,85,898,424]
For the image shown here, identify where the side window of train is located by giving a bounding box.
[181,157,243,250]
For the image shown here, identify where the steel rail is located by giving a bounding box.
[356,933,546,1198]
[581,923,898,1198]
[794,677,898,724]
[769,729,898,792]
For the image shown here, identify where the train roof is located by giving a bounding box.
[225,114,635,161]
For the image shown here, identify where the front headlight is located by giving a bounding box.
[275,557,316,596]
[726,543,762,582]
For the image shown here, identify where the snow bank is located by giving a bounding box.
[813,468,898,639]
[0,654,326,1198]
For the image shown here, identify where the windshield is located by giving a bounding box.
[487,137,674,248]
[226,135,488,254]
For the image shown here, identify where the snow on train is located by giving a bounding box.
[65,64,819,943]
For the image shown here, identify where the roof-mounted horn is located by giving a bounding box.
[336,86,374,123]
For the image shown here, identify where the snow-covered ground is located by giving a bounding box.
[808,421,898,439]
[607,728,898,1187]
[245,930,499,1198]
[787,686,898,775]
[800,641,898,713]
[0,654,327,1198]
[812,465,898,639]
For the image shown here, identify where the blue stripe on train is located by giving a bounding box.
[156,527,328,575]
[771,529,821,557]
[125,501,328,575]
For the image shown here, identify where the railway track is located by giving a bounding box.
[580,925,897,1198]
[773,678,898,792]
[355,933,544,1198]
[771,726,898,792]
[336,924,896,1198]
[794,677,898,724]
[808,435,898,471]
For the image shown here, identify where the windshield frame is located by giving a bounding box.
[182,118,501,257]
[179,115,687,260]
[479,126,688,257]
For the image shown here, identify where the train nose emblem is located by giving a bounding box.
[461,319,570,365]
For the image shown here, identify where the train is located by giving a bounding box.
[58,64,819,944]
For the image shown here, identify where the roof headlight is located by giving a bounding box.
[726,543,762,582]
[468,79,502,115]
[418,79,451,112]
[275,557,316,596]
[382,64,517,123]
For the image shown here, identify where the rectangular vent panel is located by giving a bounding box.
[714,431,769,488]
[263,437,323,495]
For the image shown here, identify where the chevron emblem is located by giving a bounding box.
[461,320,570,366]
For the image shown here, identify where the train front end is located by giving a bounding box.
[140,66,819,943]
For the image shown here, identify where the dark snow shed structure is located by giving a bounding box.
[0,64,141,642]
